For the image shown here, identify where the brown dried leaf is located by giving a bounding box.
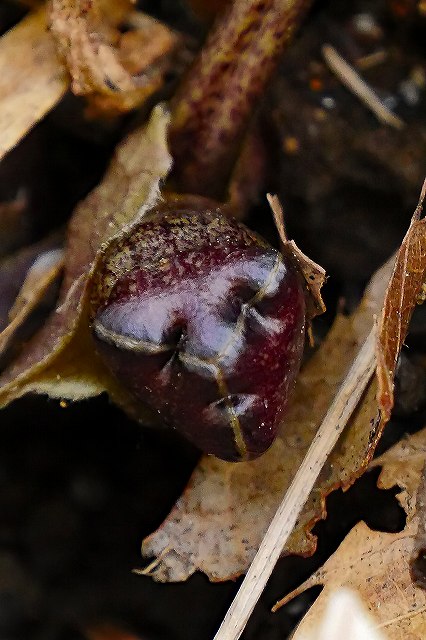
[268,194,326,321]
[0,105,172,411]
[48,0,180,114]
[377,179,426,421]
[140,258,392,582]
[276,428,426,640]
[0,6,68,162]
[286,240,327,318]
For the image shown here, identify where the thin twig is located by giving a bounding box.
[213,327,377,640]
[322,44,405,130]
[356,50,387,70]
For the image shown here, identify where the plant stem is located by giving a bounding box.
[169,0,313,201]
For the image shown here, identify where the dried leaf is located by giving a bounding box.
[0,105,172,412]
[48,0,180,114]
[297,589,386,640]
[377,179,426,420]
[268,194,326,321]
[0,3,178,161]
[275,427,426,640]
[0,248,64,356]
[0,233,64,331]
[140,258,392,582]
[412,470,426,594]
[0,6,68,162]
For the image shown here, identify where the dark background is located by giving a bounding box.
[0,1,425,638]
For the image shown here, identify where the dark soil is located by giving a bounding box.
[0,0,425,638]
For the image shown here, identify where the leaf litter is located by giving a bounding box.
[0,1,180,164]
[0,6,67,162]
[48,0,181,115]
[1,4,426,610]
[0,232,64,330]
[275,426,426,639]
[141,182,426,583]
[0,247,64,357]
[296,588,386,640]
[140,259,388,582]
[268,194,326,324]
[0,104,172,415]
[294,185,426,632]
[377,179,426,421]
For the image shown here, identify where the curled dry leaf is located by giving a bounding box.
[268,194,326,321]
[0,233,64,331]
[377,179,426,421]
[0,2,177,161]
[0,6,68,162]
[0,105,172,414]
[140,257,392,582]
[276,427,426,640]
[48,0,180,114]
[0,247,64,357]
[411,465,426,588]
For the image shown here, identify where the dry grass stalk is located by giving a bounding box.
[322,44,405,130]
[213,327,377,640]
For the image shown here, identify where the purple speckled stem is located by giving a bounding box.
[170,0,313,200]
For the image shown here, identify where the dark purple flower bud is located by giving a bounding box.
[90,197,306,461]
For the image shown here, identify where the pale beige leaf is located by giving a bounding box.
[0,233,63,330]
[0,6,67,161]
[276,428,426,640]
[0,2,179,161]
[299,589,386,640]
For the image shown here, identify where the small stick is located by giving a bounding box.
[322,44,405,130]
[356,50,387,71]
[213,326,377,640]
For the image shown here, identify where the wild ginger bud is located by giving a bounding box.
[90,197,306,461]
